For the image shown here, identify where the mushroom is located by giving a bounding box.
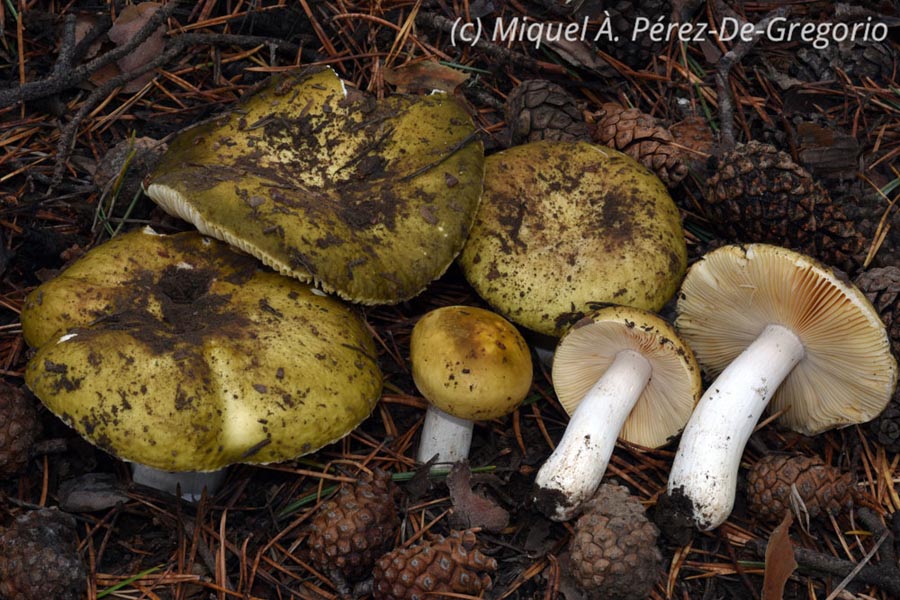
[668,244,897,530]
[410,306,533,467]
[458,140,686,338]
[533,306,701,521]
[21,228,382,499]
[144,67,484,305]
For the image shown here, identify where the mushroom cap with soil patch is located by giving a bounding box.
[144,67,484,305]
[21,228,382,474]
[458,140,686,337]
[668,243,896,529]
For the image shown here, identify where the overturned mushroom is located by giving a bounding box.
[533,306,700,521]
[145,67,484,305]
[21,228,382,499]
[668,244,896,530]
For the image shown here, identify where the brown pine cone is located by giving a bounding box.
[569,483,662,599]
[792,40,898,85]
[669,116,715,175]
[855,267,900,357]
[577,0,672,69]
[589,103,687,187]
[0,509,86,600]
[372,530,497,600]
[704,141,866,273]
[0,380,41,478]
[746,454,854,522]
[307,469,401,582]
[505,80,589,146]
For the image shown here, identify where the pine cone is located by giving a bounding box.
[855,267,900,357]
[704,141,866,273]
[0,509,86,600]
[307,469,401,581]
[372,530,497,600]
[0,380,41,478]
[569,483,662,599]
[578,0,672,69]
[505,80,589,146]
[669,116,715,175]
[792,40,897,85]
[746,454,854,521]
[589,103,687,187]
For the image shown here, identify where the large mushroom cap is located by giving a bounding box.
[552,306,701,448]
[676,244,897,435]
[410,306,533,421]
[145,67,484,305]
[458,140,686,337]
[22,228,382,472]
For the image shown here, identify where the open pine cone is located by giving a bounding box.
[307,469,401,581]
[0,509,86,600]
[505,79,589,146]
[746,454,854,522]
[372,530,497,600]
[589,103,687,187]
[569,483,662,599]
[577,0,672,69]
[0,380,41,478]
[704,141,866,273]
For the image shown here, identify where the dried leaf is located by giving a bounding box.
[106,2,166,93]
[383,60,469,94]
[74,13,104,59]
[446,462,509,532]
[763,511,798,600]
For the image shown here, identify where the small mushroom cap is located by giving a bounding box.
[410,306,533,421]
[144,67,484,305]
[458,140,686,337]
[552,305,701,448]
[676,244,898,435]
[22,229,382,471]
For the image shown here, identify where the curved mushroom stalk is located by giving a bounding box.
[534,349,652,521]
[416,405,474,468]
[667,324,805,530]
[131,464,228,501]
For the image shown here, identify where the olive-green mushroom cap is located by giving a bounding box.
[144,67,484,305]
[553,305,701,448]
[459,140,686,337]
[22,228,382,472]
[410,306,533,421]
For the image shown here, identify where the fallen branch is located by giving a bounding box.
[747,508,900,597]
[714,5,790,151]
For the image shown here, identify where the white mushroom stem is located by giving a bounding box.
[534,349,652,521]
[131,464,228,502]
[668,323,806,530]
[416,405,474,468]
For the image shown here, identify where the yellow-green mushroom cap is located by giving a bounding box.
[144,67,484,305]
[552,305,701,448]
[410,306,533,421]
[22,228,382,472]
[459,140,686,337]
